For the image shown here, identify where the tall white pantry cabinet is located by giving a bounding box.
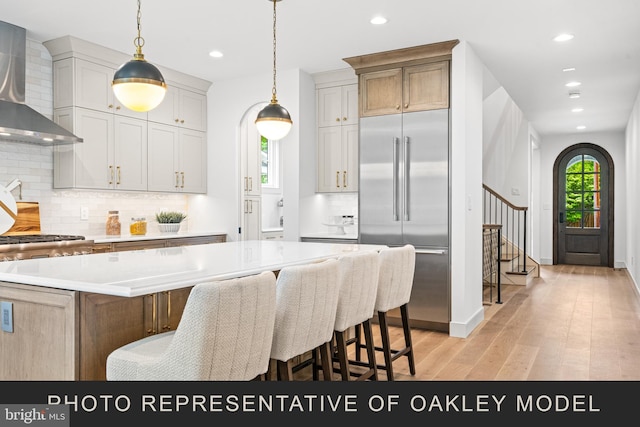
[44,36,210,193]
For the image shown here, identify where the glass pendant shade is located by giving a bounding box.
[113,56,167,112]
[255,101,292,140]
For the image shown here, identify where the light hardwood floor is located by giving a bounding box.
[299,264,640,381]
[386,264,640,381]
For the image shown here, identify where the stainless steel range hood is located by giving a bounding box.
[0,20,82,145]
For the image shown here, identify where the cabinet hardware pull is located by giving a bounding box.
[336,171,340,188]
[181,172,185,188]
[396,105,401,110]
[116,106,121,110]
[343,117,347,121]
[108,104,113,109]
[148,293,157,334]
[108,165,113,185]
[175,118,179,123]
[404,103,409,108]
[244,177,248,192]
[336,117,340,122]
[163,291,172,331]
[249,177,252,192]
[175,172,179,188]
[116,166,121,185]
[343,170,347,188]
[180,119,185,124]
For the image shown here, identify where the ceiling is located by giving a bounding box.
[2,0,639,137]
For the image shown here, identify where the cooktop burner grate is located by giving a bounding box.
[0,234,86,245]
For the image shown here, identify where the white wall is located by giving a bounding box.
[449,41,485,338]
[625,89,640,290]
[537,131,627,267]
[188,68,312,242]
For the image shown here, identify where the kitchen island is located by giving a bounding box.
[0,240,385,380]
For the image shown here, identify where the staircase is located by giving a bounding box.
[483,184,539,287]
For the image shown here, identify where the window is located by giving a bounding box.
[260,135,280,189]
[565,154,601,228]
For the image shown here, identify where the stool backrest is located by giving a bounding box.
[159,271,277,380]
[334,250,380,332]
[375,244,416,313]
[270,258,340,362]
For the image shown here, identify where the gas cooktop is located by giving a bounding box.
[0,234,86,245]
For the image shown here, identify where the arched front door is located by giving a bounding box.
[553,143,614,267]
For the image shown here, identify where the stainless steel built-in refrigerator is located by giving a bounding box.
[359,108,450,332]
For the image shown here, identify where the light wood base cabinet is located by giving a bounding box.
[79,288,192,380]
[0,283,78,380]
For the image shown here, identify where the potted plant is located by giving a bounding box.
[155,211,187,233]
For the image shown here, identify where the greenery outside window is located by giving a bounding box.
[260,135,280,189]
[565,154,601,228]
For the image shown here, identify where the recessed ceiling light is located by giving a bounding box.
[42,137,53,142]
[576,125,586,130]
[569,91,581,99]
[0,132,10,136]
[562,67,576,72]
[370,16,388,25]
[572,108,584,113]
[554,33,574,42]
[209,50,223,58]
[565,81,581,87]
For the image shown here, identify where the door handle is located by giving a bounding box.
[559,212,564,223]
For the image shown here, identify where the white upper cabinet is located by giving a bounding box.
[314,71,359,193]
[46,35,211,194]
[147,85,207,132]
[317,125,358,193]
[147,123,207,194]
[53,58,147,120]
[317,84,358,127]
[53,108,147,191]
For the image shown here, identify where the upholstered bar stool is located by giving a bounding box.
[106,271,277,381]
[374,244,417,380]
[351,244,417,380]
[331,250,380,381]
[268,258,340,381]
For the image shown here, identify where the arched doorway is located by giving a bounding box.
[553,143,614,267]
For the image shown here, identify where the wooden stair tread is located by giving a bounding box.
[505,266,537,276]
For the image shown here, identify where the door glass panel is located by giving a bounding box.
[584,191,596,209]
[583,173,600,191]
[583,210,601,228]
[564,154,601,230]
[566,210,582,227]
[566,155,583,172]
[565,192,583,210]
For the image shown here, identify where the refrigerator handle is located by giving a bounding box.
[393,137,399,221]
[415,248,447,255]
[404,136,410,221]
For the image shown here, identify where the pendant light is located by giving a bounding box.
[255,0,293,140]
[112,0,167,112]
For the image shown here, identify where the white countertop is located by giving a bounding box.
[0,240,385,297]
[86,230,226,244]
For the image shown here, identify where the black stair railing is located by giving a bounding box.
[482,184,528,275]
[482,224,502,304]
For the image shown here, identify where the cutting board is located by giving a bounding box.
[2,202,41,235]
